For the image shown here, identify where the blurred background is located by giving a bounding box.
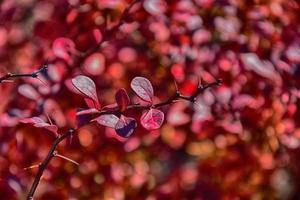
[0,0,300,199]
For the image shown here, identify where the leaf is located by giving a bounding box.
[83,53,105,76]
[130,76,154,103]
[143,0,167,15]
[76,108,100,116]
[101,103,119,111]
[71,75,100,108]
[18,84,41,100]
[140,108,164,130]
[92,114,119,128]
[76,109,94,128]
[115,116,137,138]
[52,37,75,62]
[115,88,130,112]
[20,117,58,136]
[240,53,278,80]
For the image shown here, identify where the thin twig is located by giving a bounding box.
[0,62,48,83]
[82,0,139,57]
[26,78,221,199]
[54,151,79,166]
[26,129,74,200]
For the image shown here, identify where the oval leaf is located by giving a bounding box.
[143,0,167,15]
[71,75,100,107]
[130,76,154,103]
[83,53,105,76]
[52,37,75,62]
[18,84,41,100]
[115,88,130,112]
[76,108,100,116]
[115,116,137,138]
[93,114,119,128]
[140,108,164,130]
[20,117,58,136]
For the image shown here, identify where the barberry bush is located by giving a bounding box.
[1,0,300,199]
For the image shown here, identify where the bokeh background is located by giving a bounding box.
[1,0,300,199]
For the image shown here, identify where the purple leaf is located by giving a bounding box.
[71,75,100,108]
[92,114,119,128]
[130,76,154,103]
[115,116,137,138]
[20,117,58,136]
[115,88,130,112]
[140,108,164,130]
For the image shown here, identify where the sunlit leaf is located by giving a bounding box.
[143,0,167,15]
[20,117,58,136]
[140,108,164,130]
[18,84,40,100]
[240,53,278,80]
[130,76,154,103]
[71,75,100,108]
[83,53,105,76]
[76,108,100,116]
[52,37,75,62]
[93,114,119,128]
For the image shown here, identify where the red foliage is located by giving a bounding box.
[0,0,300,199]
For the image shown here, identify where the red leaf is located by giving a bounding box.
[102,103,119,111]
[83,53,105,76]
[130,76,154,103]
[92,114,119,128]
[140,108,164,130]
[20,117,58,136]
[115,116,137,138]
[71,75,100,108]
[52,37,75,62]
[115,88,130,112]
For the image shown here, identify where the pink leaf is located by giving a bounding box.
[143,0,167,15]
[18,84,41,100]
[92,114,119,128]
[240,53,278,80]
[76,108,100,116]
[115,88,130,112]
[71,75,100,108]
[20,117,58,136]
[140,108,164,130]
[115,116,137,138]
[52,37,75,62]
[130,76,154,103]
[83,53,105,76]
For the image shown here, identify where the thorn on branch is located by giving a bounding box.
[23,164,40,171]
[0,62,49,83]
[53,151,79,166]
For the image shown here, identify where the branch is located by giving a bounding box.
[26,78,222,199]
[0,62,48,84]
[97,78,223,115]
[26,129,74,200]
[81,0,139,57]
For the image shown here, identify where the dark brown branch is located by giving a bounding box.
[81,0,139,57]
[26,129,74,200]
[0,62,48,83]
[26,78,221,199]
